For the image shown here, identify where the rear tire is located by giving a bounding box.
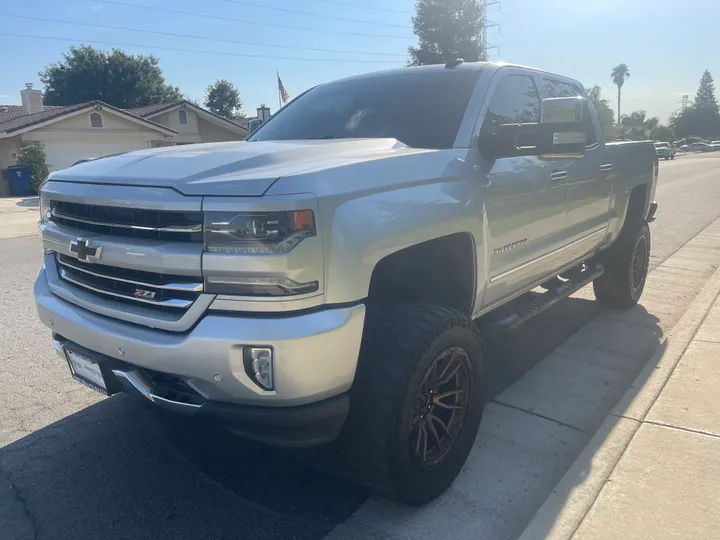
[593,219,651,308]
[337,303,485,506]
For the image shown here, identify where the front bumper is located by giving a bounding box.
[53,336,349,447]
[36,265,365,443]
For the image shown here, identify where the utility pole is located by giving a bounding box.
[481,0,500,57]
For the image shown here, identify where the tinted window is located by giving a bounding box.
[541,79,580,98]
[484,74,541,126]
[541,78,598,145]
[479,74,541,159]
[249,70,481,149]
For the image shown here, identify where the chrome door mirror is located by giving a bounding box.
[538,97,589,155]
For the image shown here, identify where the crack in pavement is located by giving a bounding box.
[0,464,39,540]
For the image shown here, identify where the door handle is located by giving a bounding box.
[550,171,568,182]
[600,164,613,172]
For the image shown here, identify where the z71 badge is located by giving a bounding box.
[133,288,156,299]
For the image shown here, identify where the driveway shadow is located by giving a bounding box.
[0,395,366,540]
[15,197,38,208]
[1,294,665,540]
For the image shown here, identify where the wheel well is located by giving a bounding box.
[367,233,475,316]
[626,184,649,221]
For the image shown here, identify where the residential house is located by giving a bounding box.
[0,83,248,193]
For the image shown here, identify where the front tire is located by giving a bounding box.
[337,303,485,505]
[593,219,651,308]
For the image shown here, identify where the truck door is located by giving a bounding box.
[539,78,613,259]
[475,71,570,308]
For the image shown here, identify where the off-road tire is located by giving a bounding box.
[336,303,485,506]
[593,218,651,308]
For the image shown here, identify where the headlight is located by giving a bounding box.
[39,191,51,224]
[204,210,316,254]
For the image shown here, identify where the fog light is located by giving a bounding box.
[243,347,274,390]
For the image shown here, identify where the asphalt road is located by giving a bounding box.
[1,153,719,540]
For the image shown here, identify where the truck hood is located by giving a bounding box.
[48,139,426,196]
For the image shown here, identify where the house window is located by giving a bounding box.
[89,112,103,128]
[178,109,188,125]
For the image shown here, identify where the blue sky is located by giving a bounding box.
[0,0,717,123]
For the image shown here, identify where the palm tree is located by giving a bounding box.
[611,63,631,124]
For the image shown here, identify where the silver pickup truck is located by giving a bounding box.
[34,61,658,505]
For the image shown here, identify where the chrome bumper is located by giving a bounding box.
[36,265,365,407]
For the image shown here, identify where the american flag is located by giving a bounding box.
[277,73,290,104]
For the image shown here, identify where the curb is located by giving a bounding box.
[517,264,720,540]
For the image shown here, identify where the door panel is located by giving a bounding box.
[538,77,613,253]
[482,156,568,306]
[476,72,569,307]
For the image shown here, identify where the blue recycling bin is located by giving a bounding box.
[7,166,32,196]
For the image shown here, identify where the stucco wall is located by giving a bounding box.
[152,110,201,143]
[21,110,169,144]
[198,117,244,142]
[0,137,19,170]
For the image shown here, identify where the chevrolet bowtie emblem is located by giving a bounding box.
[70,238,102,263]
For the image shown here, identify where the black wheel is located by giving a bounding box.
[336,303,485,505]
[593,219,651,308]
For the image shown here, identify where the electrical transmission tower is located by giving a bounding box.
[481,0,501,57]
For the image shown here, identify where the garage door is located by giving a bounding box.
[43,141,149,172]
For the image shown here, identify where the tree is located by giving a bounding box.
[585,85,616,140]
[40,46,181,108]
[650,124,675,142]
[16,142,49,193]
[611,63,630,124]
[408,0,486,66]
[204,79,244,119]
[670,70,720,138]
[619,110,660,140]
[695,70,719,110]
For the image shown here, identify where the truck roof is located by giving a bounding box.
[328,61,583,91]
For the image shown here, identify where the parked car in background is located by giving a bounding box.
[688,142,715,152]
[654,142,675,160]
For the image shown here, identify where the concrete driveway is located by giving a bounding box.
[0,196,39,239]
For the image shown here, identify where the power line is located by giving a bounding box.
[0,13,407,57]
[95,0,412,39]
[216,0,411,29]
[308,0,413,15]
[0,32,402,63]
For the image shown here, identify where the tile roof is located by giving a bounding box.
[0,101,177,136]
[125,102,179,117]
[0,99,246,136]
[0,104,64,124]
[0,102,94,134]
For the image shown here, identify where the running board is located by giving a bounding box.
[480,262,604,332]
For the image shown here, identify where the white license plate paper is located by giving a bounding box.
[65,349,107,393]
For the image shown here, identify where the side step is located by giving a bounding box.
[480,262,604,332]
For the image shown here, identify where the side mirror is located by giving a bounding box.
[478,97,589,160]
[538,97,589,155]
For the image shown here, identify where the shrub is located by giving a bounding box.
[16,141,49,193]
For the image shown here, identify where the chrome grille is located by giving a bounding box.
[56,253,202,311]
[50,201,203,243]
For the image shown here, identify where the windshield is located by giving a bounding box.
[655,143,668,147]
[248,69,481,150]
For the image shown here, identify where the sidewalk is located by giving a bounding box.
[519,264,720,540]
[0,196,39,239]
